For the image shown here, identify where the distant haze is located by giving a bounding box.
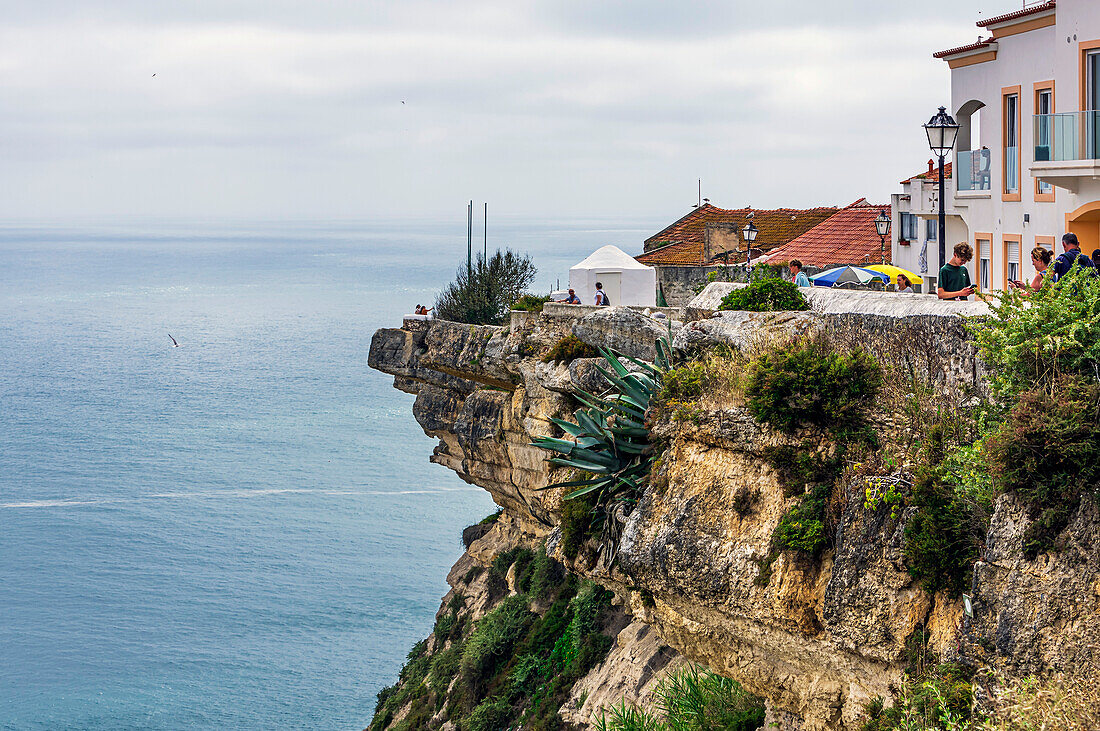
[2,0,989,222]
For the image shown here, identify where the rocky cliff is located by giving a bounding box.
[367,287,1100,729]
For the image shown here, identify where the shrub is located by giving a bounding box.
[992,376,1100,558]
[435,248,537,325]
[969,264,1100,402]
[731,487,759,517]
[559,493,599,560]
[660,360,708,401]
[903,465,987,598]
[596,664,764,731]
[718,277,809,312]
[461,595,534,678]
[542,334,599,364]
[860,662,973,731]
[774,483,829,555]
[745,335,881,438]
[512,293,551,312]
[462,696,512,731]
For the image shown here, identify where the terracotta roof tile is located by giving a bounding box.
[933,38,994,59]
[762,201,892,269]
[636,203,837,267]
[901,161,953,184]
[976,0,1055,28]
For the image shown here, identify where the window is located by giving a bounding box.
[1089,51,1100,159]
[1004,93,1019,193]
[979,238,992,291]
[1036,89,1053,195]
[899,212,918,241]
[1004,238,1021,289]
[925,218,937,242]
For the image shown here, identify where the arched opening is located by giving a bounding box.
[955,100,989,191]
[1066,201,1100,254]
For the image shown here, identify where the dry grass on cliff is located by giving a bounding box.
[977,670,1100,731]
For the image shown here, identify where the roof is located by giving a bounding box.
[901,161,953,185]
[571,244,652,271]
[636,203,837,267]
[761,201,892,269]
[976,0,1055,28]
[933,37,995,59]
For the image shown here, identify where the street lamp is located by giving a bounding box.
[875,209,890,266]
[742,221,758,269]
[924,106,960,275]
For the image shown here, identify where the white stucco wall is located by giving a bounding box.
[911,0,1100,294]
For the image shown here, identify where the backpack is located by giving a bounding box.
[1053,249,1098,281]
[601,290,611,305]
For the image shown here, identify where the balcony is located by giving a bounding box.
[957,149,991,192]
[1031,112,1100,192]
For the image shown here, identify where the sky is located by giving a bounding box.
[0,1,1002,223]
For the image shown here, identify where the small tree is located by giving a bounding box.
[434,249,537,325]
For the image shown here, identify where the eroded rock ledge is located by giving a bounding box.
[368,287,1100,729]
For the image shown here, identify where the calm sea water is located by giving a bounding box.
[0,217,656,730]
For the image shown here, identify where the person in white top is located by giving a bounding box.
[594,282,609,306]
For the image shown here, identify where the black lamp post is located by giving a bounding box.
[742,221,758,269]
[875,209,890,265]
[923,106,960,274]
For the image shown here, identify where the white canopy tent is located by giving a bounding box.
[568,245,656,307]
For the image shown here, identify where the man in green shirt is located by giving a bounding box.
[937,242,976,300]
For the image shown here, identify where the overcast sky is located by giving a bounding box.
[1,1,997,222]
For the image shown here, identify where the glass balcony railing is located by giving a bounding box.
[957,149,991,191]
[1034,111,1100,162]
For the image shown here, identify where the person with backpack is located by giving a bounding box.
[594,282,610,306]
[1052,233,1097,281]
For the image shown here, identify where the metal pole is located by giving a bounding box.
[483,202,487,260]
[467,200,473,277]
[938,154,947,272]
[880,233,886,265]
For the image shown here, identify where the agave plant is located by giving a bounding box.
[531,336,673,507]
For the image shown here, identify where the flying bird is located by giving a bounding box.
[152,73,156,77]
[168,333,179,347]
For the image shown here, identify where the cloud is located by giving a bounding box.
[0,3,979,221]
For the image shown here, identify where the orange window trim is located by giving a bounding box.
[1035,235,1056,276]
[1002,234,1022,291]
[974,232,994,293]
[1002,85,1022,202]
[1034,81,1056,203]
[1080,40,1100,112]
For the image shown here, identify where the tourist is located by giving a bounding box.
[1009,247,1052,296]
[1051,233,1096,281]
[1093,248,1100,270]
[560,288,581,304]
[937,243,976,300]
[789,260,810,287]
[594,282,610,306]
[414,304,433,316]
[897,274,914,294]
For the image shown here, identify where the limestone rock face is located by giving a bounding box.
[369,301,1100,729]
[572,306,671,362]
[968,492,1100,676]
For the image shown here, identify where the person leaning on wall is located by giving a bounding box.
[937,242,976,301]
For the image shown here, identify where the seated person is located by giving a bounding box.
[897,274,914,294]
[560,288,581,304]
[414,304,433,316]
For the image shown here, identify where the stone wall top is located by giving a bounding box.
[685,282,991,322]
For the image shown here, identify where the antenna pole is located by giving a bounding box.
[698,179,702,207]
[483,202,488,260]
[467,200,473,276]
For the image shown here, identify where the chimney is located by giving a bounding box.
[927,159,935,175]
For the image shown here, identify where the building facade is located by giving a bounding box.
[897,0,1100,293]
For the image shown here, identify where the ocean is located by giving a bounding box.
[0,217,657,730]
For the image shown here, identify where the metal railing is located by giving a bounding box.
[1034,111,1100,162]
[957,149,991,191]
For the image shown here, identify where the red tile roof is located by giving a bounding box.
[933,37,994,59]
[901,160,953,184]
[761,201,892,269]
[976,0,1055,28]
[636,203,837,267]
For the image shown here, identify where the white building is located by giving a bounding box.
[891,161,968,294]
[894,0,1100,294]
[569,245,657,307]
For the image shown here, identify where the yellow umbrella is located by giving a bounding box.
[866,264,922,286]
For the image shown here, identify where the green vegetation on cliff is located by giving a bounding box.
[369,545,617,731]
